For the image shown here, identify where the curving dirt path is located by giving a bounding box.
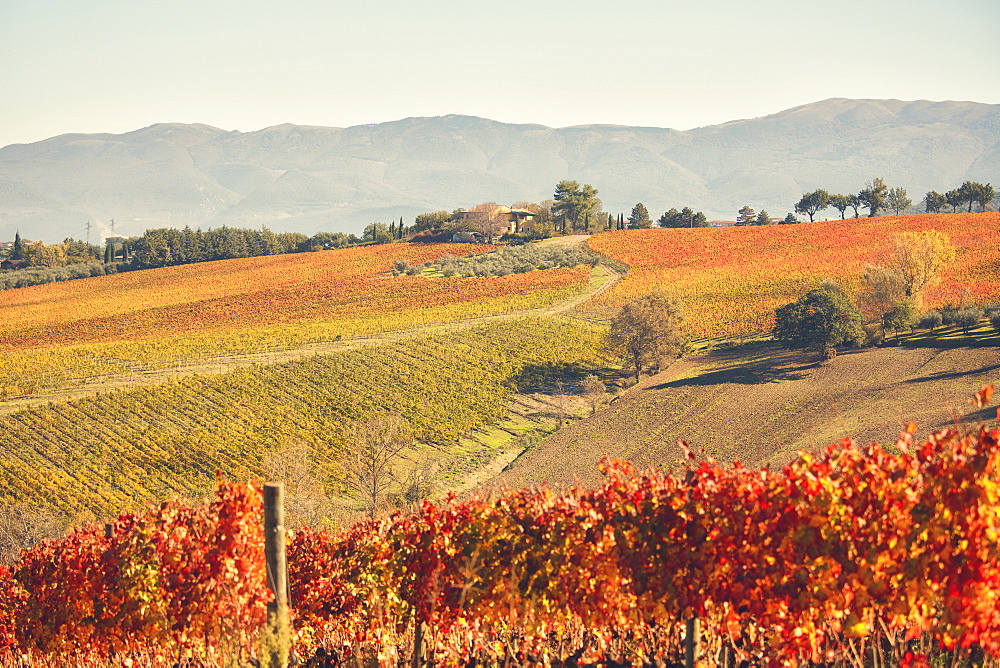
[0,262,620,415]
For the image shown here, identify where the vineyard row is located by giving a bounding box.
[0,394,997,666]
[0,318,607,518]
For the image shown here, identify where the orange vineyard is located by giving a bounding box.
[0,243,591,395]
[0,243,589,350]
[586,212,1000,339]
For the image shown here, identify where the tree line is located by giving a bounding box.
[1,227,368,275]
[122,226,360,269]
[2,232,106,267]
[787,179,996,224]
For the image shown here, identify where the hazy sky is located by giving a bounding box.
[2,0,999,149]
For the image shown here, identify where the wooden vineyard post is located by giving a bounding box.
[720,640,736,668]
[412,619,428,668]
[684,616,700,668]
[264,482,291,668]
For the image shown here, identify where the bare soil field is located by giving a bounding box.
[495,342,1000,491]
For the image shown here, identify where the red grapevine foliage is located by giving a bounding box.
[0,481,269,665]
[0,396,998,666]
[286,410,1000,665]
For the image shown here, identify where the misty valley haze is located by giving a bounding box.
[1,98,998,243]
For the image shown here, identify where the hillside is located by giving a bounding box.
[495,341,1000,491]
[2,98,998,242]
[1,216,999,521]
[0,242,592,397]
[586,212,1000,337]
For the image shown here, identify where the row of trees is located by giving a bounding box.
[793,179,910,221]
[382,175,993,241]
[923,181,996,213]
[1,227,366,272]
[793,179,995,222]
[124,226,329,269]
[623,203,709,228]
[735,206,797,226]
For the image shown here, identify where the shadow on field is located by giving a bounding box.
[904,362,1000,385]
[651,346,818,389]
[509,362,621,394]
[964,405,999,425]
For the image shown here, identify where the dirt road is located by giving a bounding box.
[0,262,620,415]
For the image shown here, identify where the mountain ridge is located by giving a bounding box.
[1,98,997,242]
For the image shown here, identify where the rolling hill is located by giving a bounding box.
[495,341,1000,492]
[1,215,999,521]
[1,98,998,242]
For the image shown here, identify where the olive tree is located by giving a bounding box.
[924,191,947,214]
[858,178,889,217]
[828,194,852,220]
[887,187,912,215]
[794,189,830,222]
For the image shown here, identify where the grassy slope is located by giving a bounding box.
[496,338,1000,491]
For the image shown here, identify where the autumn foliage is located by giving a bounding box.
[0,242,590,396]
[285,398,1000,666]
[587,212,1000,338]
[0,481,268,665]
[2,397,999,665]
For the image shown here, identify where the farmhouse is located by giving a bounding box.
[0,259,28,270]
[454,205,537,235]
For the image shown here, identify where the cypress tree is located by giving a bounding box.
[11,231,23,260]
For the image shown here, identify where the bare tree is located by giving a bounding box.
[262,442,343,530]
[0,501,64,565]
[861,264,907,317]
[389,459,437,512]
[341,415,413,518]
[467,202,509,242]
[580,374,607,414]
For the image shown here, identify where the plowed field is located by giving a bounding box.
[497,342,1000,490]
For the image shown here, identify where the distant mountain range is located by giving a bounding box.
[1,98,998,243]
